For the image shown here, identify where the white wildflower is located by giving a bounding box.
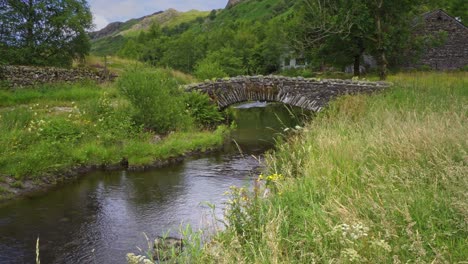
[371,239,392,252]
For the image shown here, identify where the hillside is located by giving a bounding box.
[216,0,295,22]
[90,0,296,57]
[89,11,163,40]
[90,9,210,55]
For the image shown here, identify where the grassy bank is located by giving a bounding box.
[192,72,467,263]
[0,67,227,201]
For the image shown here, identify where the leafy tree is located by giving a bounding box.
[369,0,424,79]
[0,0,93,67]
[194,60,227,80]
[292,0,428,79]
[117,39,142,60]
[199,47,246,77]
[425,0,468,23]
[159,31,204,72]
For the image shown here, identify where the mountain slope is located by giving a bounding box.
[90,11,163,40]
[90,9,210,55]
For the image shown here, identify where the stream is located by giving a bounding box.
[0,102,307,264]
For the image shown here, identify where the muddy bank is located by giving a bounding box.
[0,147,220,203]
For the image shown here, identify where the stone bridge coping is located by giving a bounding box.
[184,75,392,111]
[184,75,392,89]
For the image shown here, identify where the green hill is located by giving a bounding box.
[91,9,210,55]
[89,0,301,78]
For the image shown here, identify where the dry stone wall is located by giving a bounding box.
[0,66,113,88]
[186,76,391,111]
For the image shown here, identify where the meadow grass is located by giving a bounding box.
[76,55,143,74]
[0,67,224,200]
[195,72,467,263]
[0,81,111,107]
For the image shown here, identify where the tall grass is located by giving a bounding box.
[199,72,467,263]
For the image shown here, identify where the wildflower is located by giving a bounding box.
[342,248,362,262]
[371,239,392,252]
[257,174,264,181]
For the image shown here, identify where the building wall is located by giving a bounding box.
[412,10,468,70]
[280,56,308,70]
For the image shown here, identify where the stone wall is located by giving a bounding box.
[410,10,468,70]
[186,76,390,111]
[0,65,114,88]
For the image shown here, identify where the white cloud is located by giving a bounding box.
[93,13,110,30]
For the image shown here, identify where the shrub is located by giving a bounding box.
[118,67,192,134]
[184,91,223,128]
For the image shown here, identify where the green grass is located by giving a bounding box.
[0,67,224,199]
[0,81,108,107]
[195,72,467,263]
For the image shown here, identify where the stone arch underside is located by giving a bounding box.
[185,76,391,111]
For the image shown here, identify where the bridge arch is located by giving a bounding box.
[185,76,390,111]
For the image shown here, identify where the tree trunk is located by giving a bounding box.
[375,0,387,80]
[26,0,35,51]
[378,50,388,80]
[353,54,360,77]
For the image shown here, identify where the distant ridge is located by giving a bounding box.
[90,11,163,40]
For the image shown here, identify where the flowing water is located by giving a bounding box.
[0,103,307,264]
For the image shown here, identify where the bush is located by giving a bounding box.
[117,67,192,133]
[184,91,223,128]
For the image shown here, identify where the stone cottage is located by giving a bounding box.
[410,9,468,70]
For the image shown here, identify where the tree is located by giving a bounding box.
[0,0,93,67]
[292,0,427,80]
[198,47,246,77]
[369,0,424,80]
[159,30,204,73]
[309,1,373,76]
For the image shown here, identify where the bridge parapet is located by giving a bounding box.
[185,76,391,111]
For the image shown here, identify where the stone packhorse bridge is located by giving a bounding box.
[185,76,391,111]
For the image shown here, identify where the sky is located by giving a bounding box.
[89,0,226,30]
